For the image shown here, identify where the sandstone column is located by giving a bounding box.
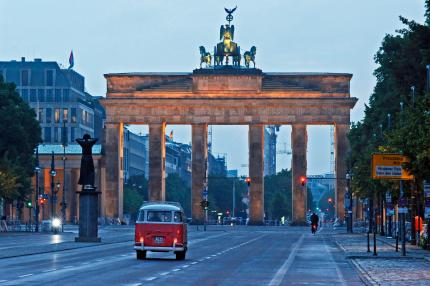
[291,124,307,225]
[104,122,124,219]
[335,123,350,221]
[191,124,208,224]
[248,124,265,225]
[148,123,166,201]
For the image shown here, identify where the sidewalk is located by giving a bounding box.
[332,231,430,285]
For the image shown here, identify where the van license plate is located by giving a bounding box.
[154,236,164,244]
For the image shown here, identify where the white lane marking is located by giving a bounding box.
[145,277,157,281]
[324,241,347,286]
[42,269,56,273]
[159,272,170,276]
[268,234,305,286]
[172,269,181,272]
[18,274,33,278]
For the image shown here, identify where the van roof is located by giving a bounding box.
[139,201,183,211]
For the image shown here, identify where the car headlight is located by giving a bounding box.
[52,218,62,228]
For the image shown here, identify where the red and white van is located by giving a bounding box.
[134,201,188,260]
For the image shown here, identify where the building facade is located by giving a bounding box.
[0,57,102,144]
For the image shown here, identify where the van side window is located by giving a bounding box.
[137,210,145,222]
[173,211,183,223]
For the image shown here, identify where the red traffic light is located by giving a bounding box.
[245,177,251,186]
[300,176,306,186]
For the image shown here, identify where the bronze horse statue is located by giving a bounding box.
[244,46,256,68]
[199,46,212,68]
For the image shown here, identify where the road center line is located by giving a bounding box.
[268,234,304,286]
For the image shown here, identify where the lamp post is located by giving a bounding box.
[61,120,68,230]
[34,147,40,232]
[346,172,352,233]
[50,152,57,219]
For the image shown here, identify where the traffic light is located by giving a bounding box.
[25,200,32,208]
[245,177,251,186]
[300,176,306,186]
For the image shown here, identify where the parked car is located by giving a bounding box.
[134,201,187,260]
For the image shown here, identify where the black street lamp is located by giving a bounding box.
[34,147,40,232]
[61,120,68,230]
[50,152,57,219]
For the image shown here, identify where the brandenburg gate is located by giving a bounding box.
[100,8,357,225]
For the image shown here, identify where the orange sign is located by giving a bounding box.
[371,154,414,180]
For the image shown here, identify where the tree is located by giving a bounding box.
[0,76,41,201]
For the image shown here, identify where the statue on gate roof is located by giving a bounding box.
[197,7,257,69]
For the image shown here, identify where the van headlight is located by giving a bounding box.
[52,218,62,228]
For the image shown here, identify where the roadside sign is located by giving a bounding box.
[371,154,414,180]
[424,181,430,198]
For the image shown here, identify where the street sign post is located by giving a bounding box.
[372,154,414,180]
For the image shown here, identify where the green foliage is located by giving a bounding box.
[0,76,41,201]
[264,169,292,220]
[349,5,430,198]
[166,173,191,216]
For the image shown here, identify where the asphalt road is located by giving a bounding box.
[0,226,363,285]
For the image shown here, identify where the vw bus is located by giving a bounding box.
[134,201,188,260]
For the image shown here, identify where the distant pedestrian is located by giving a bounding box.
[310,212,319,234]
[1,215,8,232]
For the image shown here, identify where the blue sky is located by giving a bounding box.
[0,0,425,175]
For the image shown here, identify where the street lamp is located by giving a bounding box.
[34,147,41,232]
[346,172,352,233]
[50,152,57,220]
[61,120,68,229]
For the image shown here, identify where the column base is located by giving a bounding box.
[290,220,308,226]
[247,220,265,226]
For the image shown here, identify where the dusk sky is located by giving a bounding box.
[0,0,425,175]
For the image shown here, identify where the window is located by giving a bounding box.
[46,108,52,123]
[147,211,172,222]
[21,70,30,86]
[46,89,53,102]
[54,127,59,142]
[63,89,69,102]
[29,89,37,102]
[173,212,184,223]
[21,89,29,102]
[43,127,51,143]
[63,108,68,123]
[71,108,77,123]
[38,89,45,102]
[55,89,61,102]
[46,70,54,86]
[62,127,68,144]
[54,108,60,123]
[70,127,75,142]
[37,108,43,123]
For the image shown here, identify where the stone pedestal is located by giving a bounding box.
[191,124,208,224]
[248,124,265,225]
[291,124,307,225]
[75,187,101,243]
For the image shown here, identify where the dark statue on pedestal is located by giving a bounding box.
[198,7,256,69]
[76,134,98,188]
[75,133,101,243]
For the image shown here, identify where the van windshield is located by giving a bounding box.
[147,211,172,222]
